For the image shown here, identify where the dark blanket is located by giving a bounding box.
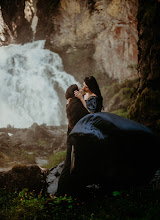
[58,112,159,195]
[69,112,153,140]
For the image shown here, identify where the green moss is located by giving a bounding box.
[101,78,138,113]
[38,139,48,147]
[0,151,9,166]
[46,0,60,10]
[127,64,138,70]
[19,151,36,164]
[43,150,66,169]
[111,109,128,118]
[141,88,160,112]
[136,0,160,93]
[142,3,157,26]
[0,151,8,160]
[128,87,160,129]
[103,82,121,97]
[137,0,157,26]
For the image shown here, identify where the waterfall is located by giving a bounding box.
[24,0,39,41]
[0,40,78,128]
[30,0,38,41]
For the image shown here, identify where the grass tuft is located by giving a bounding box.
[43,150,66,169]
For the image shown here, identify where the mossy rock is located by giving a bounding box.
[102,78,138,113]
[110,109,128,118]
[0,152,9,166]
[128,87,160,131]
[43,150,66,169]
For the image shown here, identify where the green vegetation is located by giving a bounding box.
[19,151,36,164]
[137,0,157,27]
[0,149,36,167]
[101,78,138,117]
[0,186,160,220]
[0,151,9,166]
[111,109,128,118]
[43,150,66,169]
[129,0,160,133]
[46,0,60,10]
[128,87,160,130]
[38,139,48,147]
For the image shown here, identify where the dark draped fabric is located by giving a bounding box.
[69,112,153,138]
[57,112,159,195]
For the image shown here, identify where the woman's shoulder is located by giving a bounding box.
[86,95,102,113]
[87,95,98,101]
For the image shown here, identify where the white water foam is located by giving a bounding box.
[0,40,78,128]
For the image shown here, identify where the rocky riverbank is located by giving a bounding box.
[0,123,67,171]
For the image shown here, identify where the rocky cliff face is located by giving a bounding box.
[0,0,138,83]
[37,0,138,83]
[0,0,33,44]
[128,0,160,133]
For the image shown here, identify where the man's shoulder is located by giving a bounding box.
[69,97,83,106]
[67,97,88,114]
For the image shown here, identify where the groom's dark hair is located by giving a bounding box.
[65,84,78,100]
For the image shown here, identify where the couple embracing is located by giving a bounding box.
[65,76,103,135]
[56,75,158,196]
[56,76,103,195]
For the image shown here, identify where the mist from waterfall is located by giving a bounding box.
[0,40,78,128]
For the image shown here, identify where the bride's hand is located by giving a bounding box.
[74,90,83,100]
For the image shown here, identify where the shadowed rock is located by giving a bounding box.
[46,161,64,195]
[0,164,48,193]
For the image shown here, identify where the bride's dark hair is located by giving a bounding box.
[84,76,103,110]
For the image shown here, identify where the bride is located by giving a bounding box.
[74,76,103,113]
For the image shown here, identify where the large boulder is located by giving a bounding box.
[0,164,48,193]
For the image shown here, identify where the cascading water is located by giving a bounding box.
[0,40,78,128]
[30,0,38,41]
[24,0,39,41]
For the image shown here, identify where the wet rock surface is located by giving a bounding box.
[46,161,64,195]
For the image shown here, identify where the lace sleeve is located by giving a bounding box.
[86,96,98,113]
